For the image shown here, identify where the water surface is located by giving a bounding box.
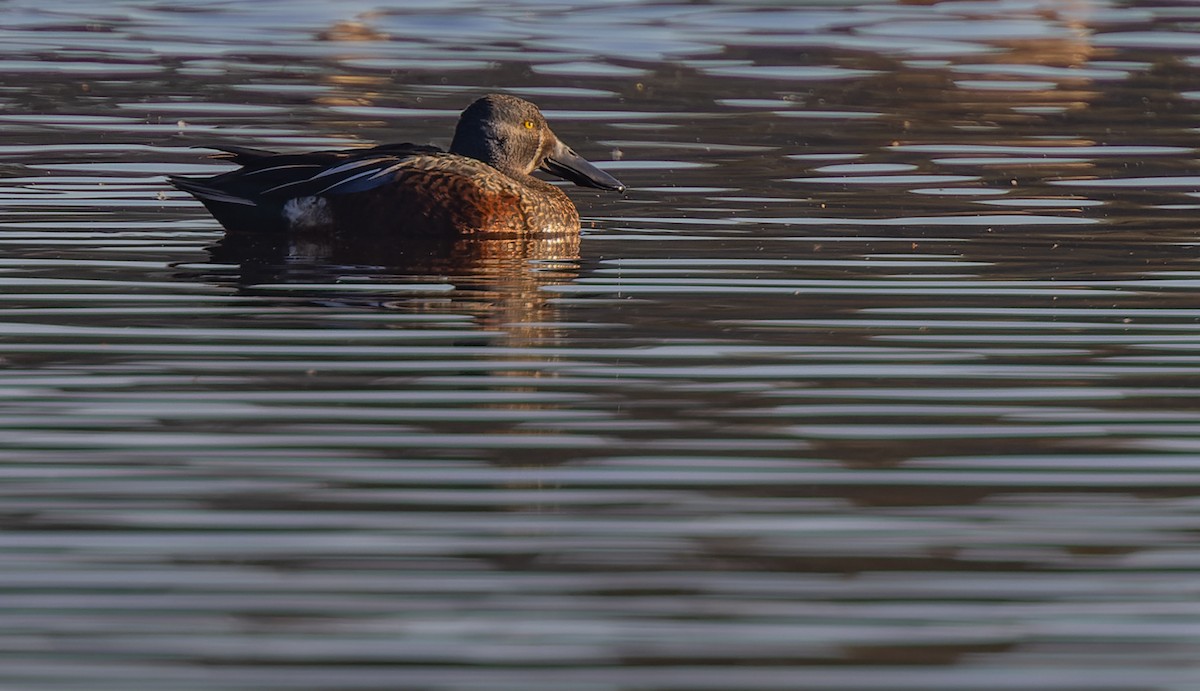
[2,0,1200,689]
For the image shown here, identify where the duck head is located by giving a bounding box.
[450,94,626,193]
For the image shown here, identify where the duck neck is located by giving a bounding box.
[450,129,527,179]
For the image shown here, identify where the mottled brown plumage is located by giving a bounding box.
[169,94,625,238]
[324,153,579,235]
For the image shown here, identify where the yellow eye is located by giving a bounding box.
[523,120,535,130]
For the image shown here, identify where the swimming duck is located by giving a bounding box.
[169,94,626,236]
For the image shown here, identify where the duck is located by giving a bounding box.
[168,94,626,237]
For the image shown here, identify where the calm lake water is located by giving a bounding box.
[2,0,1200,688]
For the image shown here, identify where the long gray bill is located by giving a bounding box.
[542,141,626,193]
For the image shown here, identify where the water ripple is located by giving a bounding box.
[2,0,1200,688]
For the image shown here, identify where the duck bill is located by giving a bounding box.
[542,140,626,193]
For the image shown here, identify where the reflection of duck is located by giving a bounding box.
[209,225,579,273]
[203,223,581,346]
[170,94,625,237]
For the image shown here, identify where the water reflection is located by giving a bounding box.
[208,229,580,338]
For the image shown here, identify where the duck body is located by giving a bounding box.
[169,95,625,237]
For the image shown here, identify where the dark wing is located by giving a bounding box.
[257,154,436,198]
[171,142,446,202]
[210,142,442,170]
[206,145,285,165]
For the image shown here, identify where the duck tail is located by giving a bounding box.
[168,175,257,207]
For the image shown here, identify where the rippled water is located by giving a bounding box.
[3,0,1200,689]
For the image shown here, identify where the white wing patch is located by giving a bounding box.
[282,196,333,229]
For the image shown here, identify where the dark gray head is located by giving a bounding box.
[450,94,625,193]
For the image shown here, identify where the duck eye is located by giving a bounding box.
[523,120,535,130]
